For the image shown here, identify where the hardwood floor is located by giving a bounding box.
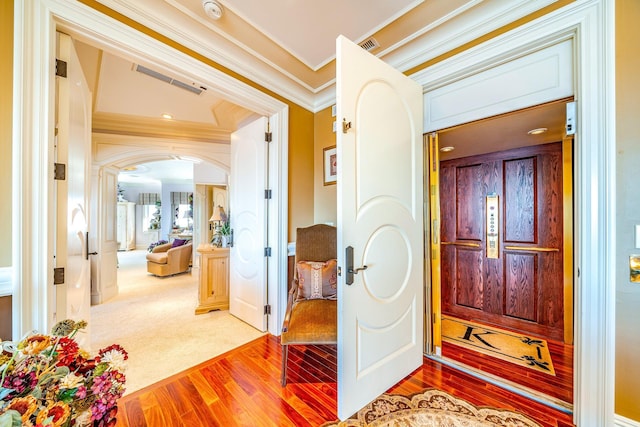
[114,335,575,427]
[441,336,574,404]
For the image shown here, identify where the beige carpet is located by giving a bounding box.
[323,389,541,427]
[90,250,265,395]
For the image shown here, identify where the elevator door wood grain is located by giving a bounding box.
[440,143,564,341]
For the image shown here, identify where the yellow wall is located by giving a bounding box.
[313,106,337,226]
[288,106,315,239]
[0,0,12,267]
[615,0,640,420]
[0,0,13,340]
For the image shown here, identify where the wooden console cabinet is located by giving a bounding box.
[195,245,230,314]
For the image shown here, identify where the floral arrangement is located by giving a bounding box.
[0,320,127,427]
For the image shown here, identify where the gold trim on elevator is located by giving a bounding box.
[504,246,560,252]
[562,136,574,345]
[428,132,442,349]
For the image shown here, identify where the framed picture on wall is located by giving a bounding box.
[323,146,337,185]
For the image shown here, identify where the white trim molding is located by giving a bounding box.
[412,0,615,426]
[13,0,289,337]
[616,414,640,427]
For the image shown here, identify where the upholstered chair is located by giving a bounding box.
[146,241,193,277]
[280,224,337,386]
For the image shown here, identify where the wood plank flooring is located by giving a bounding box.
[114,335,575,427]
[442,335,574,404]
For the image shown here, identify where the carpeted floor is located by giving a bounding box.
[324,389,541,427]
[90,249,265,395]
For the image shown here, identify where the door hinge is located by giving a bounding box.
[264,304,271,315]
[54,163,66,180]
[342,118,352,134]
[264,189,272,199]
[53,267,65,285]
[264,247,271,257]
[55,59,67,78]
[265,131,272,142]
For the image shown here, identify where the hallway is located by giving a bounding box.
[90,249,265,394]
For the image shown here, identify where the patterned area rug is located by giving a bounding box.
[323,389,541,427]
[442,316,555,375]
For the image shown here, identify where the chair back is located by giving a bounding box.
[293,224,337,284]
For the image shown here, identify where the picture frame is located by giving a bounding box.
[323,146,337,185]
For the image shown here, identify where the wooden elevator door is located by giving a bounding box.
[440,142,564,341]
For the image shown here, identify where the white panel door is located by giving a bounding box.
[91,166,119,306]
[336,35,424,420]
[55,33,92,343]
[229,117,267,331]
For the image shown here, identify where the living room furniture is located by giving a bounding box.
[117,201,135,251]
[280,224,337,386]
[146,241,193,277]
[195,245,230,314]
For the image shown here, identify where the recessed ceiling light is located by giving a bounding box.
[161,113,173,119]
[527,127,547,135]
[440,146,455,152]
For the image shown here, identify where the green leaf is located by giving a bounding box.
[0,410,22,427]
[58,387,77,403]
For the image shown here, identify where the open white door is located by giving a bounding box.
[229,116,267,331]
[55,33,92,344]
[90,165,119,307]
[336,35,424,420]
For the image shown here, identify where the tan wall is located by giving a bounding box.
[287,106,315,240]
[615,0,640,421]
[0,0,13,339]
[313,106,337,226]
[0,296,11,340]
[0,0,12,267]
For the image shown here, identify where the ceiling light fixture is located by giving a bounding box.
[440,146,455,153]
[527,127,548,135]
[202,0,223,20]
[161,113,173,119]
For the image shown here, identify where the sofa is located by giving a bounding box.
[146,240,193,277]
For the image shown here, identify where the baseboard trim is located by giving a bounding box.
[616,414,640,427]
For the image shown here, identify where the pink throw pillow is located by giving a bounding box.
[296,259,338,301]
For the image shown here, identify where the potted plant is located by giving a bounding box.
[218,220,231,247]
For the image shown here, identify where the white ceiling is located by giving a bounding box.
[87,0,566,183]
[118,160,195,184]
[218,0,423,70]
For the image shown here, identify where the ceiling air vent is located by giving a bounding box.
[359,37,379,52]
[134,64,205,95]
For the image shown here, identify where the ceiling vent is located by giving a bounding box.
[359,37,379,52]
[134,64,205,95]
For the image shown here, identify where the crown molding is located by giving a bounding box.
[95,0,318,111]
[92,112,231,143]
[95,0,557,113]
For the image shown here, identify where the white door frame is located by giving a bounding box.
[412,1,615,426]
[12,0,289,337]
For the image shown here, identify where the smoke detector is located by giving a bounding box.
[202,0,223,20]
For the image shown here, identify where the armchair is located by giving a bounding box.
[146,241,193,277]
[280,224,337,386]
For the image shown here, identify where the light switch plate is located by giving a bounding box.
[636,225,640,248]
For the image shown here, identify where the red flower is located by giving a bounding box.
[55,337,79,367]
